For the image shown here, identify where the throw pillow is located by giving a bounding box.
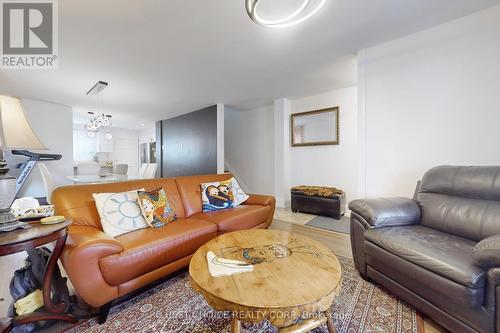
[201,177,249,212]
[93,189,148,237]
[137,188,176,228]
[228,177,249,206]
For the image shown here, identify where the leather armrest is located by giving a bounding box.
[473,236,500,317]
[244,194,275,207]
[64,225,123,254]
[61,225,123,307]
[485,268,500,318]
[243,194,276,228]
[348,197,421,228]
[473,234,500,269]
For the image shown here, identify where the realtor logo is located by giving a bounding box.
[1,0,58,69]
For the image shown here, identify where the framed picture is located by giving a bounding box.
[291,107,339,147]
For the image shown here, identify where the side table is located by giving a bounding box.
[0,220,77,332]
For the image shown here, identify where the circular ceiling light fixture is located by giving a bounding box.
[246,0,326,28]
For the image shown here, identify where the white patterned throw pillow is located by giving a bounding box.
[93,189,148,237]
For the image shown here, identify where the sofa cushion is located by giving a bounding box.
[364,225,485,289]
[417,192,500,242]
[192,205,270,233]
[366,242,486,314]
[53,178,186,228]
[99,219,217,285]
[419,165,500,201]
[417,165,500,241]
[175,173,235,217]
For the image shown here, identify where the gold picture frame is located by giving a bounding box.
[291,107,339,147]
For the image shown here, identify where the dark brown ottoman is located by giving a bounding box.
[290,186,346,220]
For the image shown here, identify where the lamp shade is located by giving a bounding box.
[0,95,46,150]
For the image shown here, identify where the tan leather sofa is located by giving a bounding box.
[52,173,275,322]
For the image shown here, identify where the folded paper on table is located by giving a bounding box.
[207,251,253,277]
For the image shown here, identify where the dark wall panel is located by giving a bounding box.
[161,105,217,177]
[155,120,163,177]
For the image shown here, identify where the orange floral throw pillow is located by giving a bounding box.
[137,188,176,228]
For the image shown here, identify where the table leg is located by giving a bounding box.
[0,318,12,333]
[43,235,68,313]
[7,235,77,332]
[231,317,241,333]
[325,308,337,333]
[278,316,327,333]
[14,312,76,326]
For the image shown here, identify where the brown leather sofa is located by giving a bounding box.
[349,166,500,333]
[52,173,275,322]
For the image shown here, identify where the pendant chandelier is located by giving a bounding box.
[245,0,326,28]
[85,112,112,132]
[85,80,112,139]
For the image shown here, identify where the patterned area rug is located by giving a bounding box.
[69,256,423,333]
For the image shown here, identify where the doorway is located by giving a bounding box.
[114,137,139,176]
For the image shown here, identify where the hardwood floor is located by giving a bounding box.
[0,209,449,332]
[270,219,352,258]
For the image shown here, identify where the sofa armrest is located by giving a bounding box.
[64,226,123,253]
[61,225,123,307]
[473,234,500,269]
[245,194,275,207]
[484,268,500,321]
[244,194,276,228]
[348,197,421,228]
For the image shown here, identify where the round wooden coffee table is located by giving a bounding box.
[189,229,342,333]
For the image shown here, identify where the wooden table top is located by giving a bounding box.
[0,220,71,247]
[189,229,342,309]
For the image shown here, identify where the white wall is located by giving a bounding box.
[225,105,274,195]
[73,128,140,158]
[7,99,73,198]
[139,126,156,144]
[290,87,359,201]
[274,99,292,207]
[73,127,94,162]
[227,5,500,202]
[73,126,141,176]
[109,128,140,176]
[225,86,358,204]
[359,5,500,198]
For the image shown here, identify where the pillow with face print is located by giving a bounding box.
[137,187,176,228]
[200,177,249,212]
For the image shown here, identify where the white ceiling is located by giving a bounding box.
[1,0,499,127]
